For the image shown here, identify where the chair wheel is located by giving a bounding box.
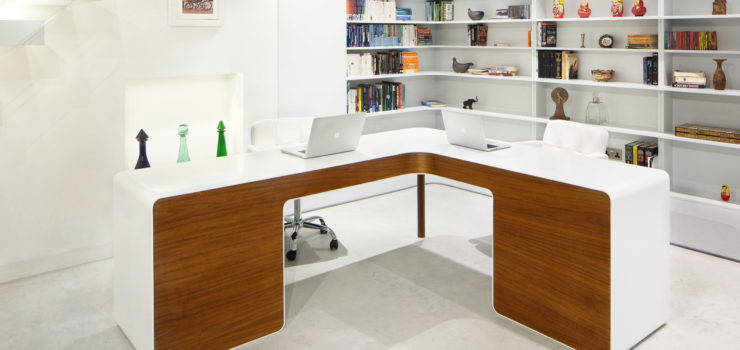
[330,239,338,250]
[320,229,328,234]
[286,250,297,261]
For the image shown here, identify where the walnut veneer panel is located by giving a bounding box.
[152,152,610,350]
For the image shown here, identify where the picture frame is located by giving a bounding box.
[168,0,222,27]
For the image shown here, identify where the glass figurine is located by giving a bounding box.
[585,92,608,125]
[177,124,191,163]
[217,120,227,157]
[135,129,151,169]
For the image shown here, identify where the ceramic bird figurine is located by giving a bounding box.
[553,0,565,18]
[632,0,647,16]
[578,1,592,18]
[611,0,624,17]
[452,58,474,73]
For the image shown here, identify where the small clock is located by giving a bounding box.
[599,34,614,48]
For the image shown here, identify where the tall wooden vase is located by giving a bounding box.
[713,58,727,90]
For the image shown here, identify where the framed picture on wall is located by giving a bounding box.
[168,0,222,26]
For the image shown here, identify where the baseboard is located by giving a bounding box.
[0,243,113,284]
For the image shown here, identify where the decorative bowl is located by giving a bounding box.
[468,8,485,20]
[591,69,615,82]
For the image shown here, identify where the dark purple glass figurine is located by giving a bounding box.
[135,129,151,169]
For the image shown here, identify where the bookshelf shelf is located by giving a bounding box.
[663,86,740,97]
[347,19,533,25]
[664,50,740,55]
[347,45,531,51]
[536,47,659,53]
[536,78,662,91]
[365,106,431,117]
[663,14,740,20]
[537,16,660,22]
[348,71,533,82]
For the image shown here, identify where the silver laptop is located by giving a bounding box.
[442,111,510,152]
[282,114,367,158]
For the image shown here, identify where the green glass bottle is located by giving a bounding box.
[217,120,227,157]
[177,124,191,163]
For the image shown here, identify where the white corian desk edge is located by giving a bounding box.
[113,127,670,350]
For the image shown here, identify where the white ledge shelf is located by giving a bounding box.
[347,45,531,51]
[536,47,659,53]
[536,78,662,91]
[347,19,533,25]
[348,71,533,82]
[537,16,660,22]
[664,86,740,97]
[663,14,740,20]
[664,49,740,55]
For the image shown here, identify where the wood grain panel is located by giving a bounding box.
[152,152,610,350]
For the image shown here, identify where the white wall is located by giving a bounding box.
[0,0,279,282]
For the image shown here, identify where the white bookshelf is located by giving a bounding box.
[346,0,740,259]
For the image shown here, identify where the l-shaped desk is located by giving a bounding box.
[114,127,669,350]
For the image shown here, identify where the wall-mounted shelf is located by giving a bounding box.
[348,71,532,82]
[347,19,533,25]
[0,20,44,45]
[536,47,659,53]
[348,45,532,51]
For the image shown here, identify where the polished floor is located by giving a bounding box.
[1,185,739,350]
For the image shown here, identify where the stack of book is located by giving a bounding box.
[417,27,433,46]
[346,0,397,21]
[538,22,557,47]
[665,31,718,50]
[508,4,530,19]
[624,141,659,168]
[347,51,419,77]
[627,34,658,49]
[672,70,706,88]
[401,51,419,73]
[425,0,454,21]
[348,81,405,113]
[347,24,421,47]
[643,53,659,85]
[467,24,488,46]
[396,8,412,21]
[489,65,519,77]
[675,124,740,144]
[538,50,578,80]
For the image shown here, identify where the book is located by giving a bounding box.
[348,81,406,113]
[347,24,425,48]
[539,22,557,47]
[665,31,718,50]
[467,24,488,46]
[425,1,455,21]
[421,99,446,107]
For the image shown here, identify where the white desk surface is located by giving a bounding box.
[115,127,668,204]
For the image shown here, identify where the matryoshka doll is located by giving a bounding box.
[578,1,592,18]
[632,0,647,16]
[722,185,731,202]
[611,0,624,17]
[553,0,565,18]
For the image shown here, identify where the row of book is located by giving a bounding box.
[347,51,419,77]
[624,141,659,168]
[346,0,396,21]
[347,24,429,47]
[348,81,406,113]
[628,34,658,49]
[643,54,659,85]
[537,51,578,80]
[467,24,488,46]
[425,1,455,21]
[501,5,530,19]
[672,70,706,88]
[538,22,557,47]
[675,124,740,144]
[665,31,718,50]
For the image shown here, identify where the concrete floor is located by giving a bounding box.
[1,185,739,350]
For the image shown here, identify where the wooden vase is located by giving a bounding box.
[713,58,727,90]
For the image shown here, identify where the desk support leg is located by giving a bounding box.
[417,174,425,238]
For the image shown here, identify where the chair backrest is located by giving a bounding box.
[542,120,609,158]
[250,117,314,148]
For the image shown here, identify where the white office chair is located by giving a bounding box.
[520,120,609,159]
[248,117,339,261]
